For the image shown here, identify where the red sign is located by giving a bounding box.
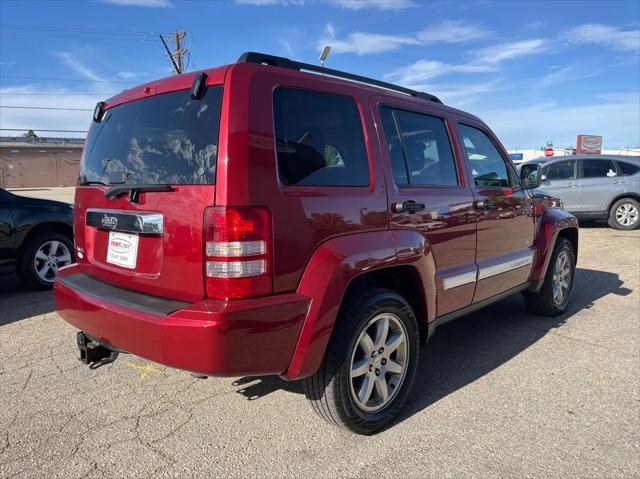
[577,134,602,154]
[544,147,554,157]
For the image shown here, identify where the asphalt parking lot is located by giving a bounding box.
[1,225,638,478]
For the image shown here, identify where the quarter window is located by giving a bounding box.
[379,107,458,187]
[273,88,369,186]
[582,159,617,178]
[458,124,511,188]
[616,161,640,176]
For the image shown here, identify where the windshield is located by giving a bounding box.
[79,86,223,185]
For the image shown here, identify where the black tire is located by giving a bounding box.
[608,198,640,230]
[17,232,74,290]
[302,288,420,435]
[524,237,575,316]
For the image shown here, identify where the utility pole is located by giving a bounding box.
[159,29,189,75]
[171,30,187,74]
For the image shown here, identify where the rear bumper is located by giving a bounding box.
[54,266,309,376]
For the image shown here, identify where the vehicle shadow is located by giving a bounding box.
[0,274,55,326]
[233,267,631,424]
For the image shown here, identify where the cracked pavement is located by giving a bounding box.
[1,226,638,478]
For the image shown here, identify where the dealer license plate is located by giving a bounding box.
[106,232,139,269]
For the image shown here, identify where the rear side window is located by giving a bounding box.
[458,124,512,188]
[617,161,640,176]
[273,88,369,186]
[544,160,577,180]
[380,107,458,187]
[80,87,223,185]
[582,159,617,178]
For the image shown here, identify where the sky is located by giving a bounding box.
[0,0,639,149]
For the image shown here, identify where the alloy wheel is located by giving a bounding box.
[552,250,572,307]
[34,240,72,283]
[349,312,409,413]
[615,203,639,227]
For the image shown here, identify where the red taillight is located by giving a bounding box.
[204,206,272,300]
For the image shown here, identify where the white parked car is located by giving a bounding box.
[521,155,640,230]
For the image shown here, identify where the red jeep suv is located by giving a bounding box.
[55,52,578,434]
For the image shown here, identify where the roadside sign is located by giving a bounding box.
[509,153,524,163]
[546,140,553,147]
[577,134,602,154]
[544,147,554,157]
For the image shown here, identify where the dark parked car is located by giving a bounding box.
[55,52,578,434]
[0,188,75,289]
[522,155,640,230]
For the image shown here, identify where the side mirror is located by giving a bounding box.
[520,164,542,189]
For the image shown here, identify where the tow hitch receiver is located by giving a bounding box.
[77,332,119,368]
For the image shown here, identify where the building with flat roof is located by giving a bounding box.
[0,137,83,188]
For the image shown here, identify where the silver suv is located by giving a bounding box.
[523,155,640,230]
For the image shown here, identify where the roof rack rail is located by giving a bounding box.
[237,51,443,104]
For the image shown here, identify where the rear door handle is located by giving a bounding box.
[392,201,426,213]
[566,182,578,188]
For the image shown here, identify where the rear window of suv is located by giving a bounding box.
[273,88,369,187]
[80,87,223,185]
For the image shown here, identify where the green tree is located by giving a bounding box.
[22,129,38,138]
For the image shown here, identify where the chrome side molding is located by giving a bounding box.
[443,271,477,290]
[443,253,534,290]
[477,254,533,280]
[86,209,163,235]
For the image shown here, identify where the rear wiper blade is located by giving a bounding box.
[79,180,108,186]
[104,184,174,204]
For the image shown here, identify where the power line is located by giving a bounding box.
[0,106,92,111]
[0,75,136,84]
[0,32,161,42]
[0,128,87,133]
[0,25,171,42]
[0,93,117,96]
[0,24,172,36]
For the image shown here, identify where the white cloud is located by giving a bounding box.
[386,38,545,87]
[117,70,147,79]
[386,59,494,85]
[234,0,306,4]
[54,52,103,82]
[538,64,600,88]
[0,85,101,138]
[278,38,295,57]
[1,52,129,137]
[474,39,548,65]
[234,0,413,8]
[425,80,502,107]
[320,20,490,55]
[325,30,419,55]
[100,0,174,6]
[327,0,415,10]
[418,20,490,44]
[479,92,640,149]
[523,20,546,31]
[564,23,640,52]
